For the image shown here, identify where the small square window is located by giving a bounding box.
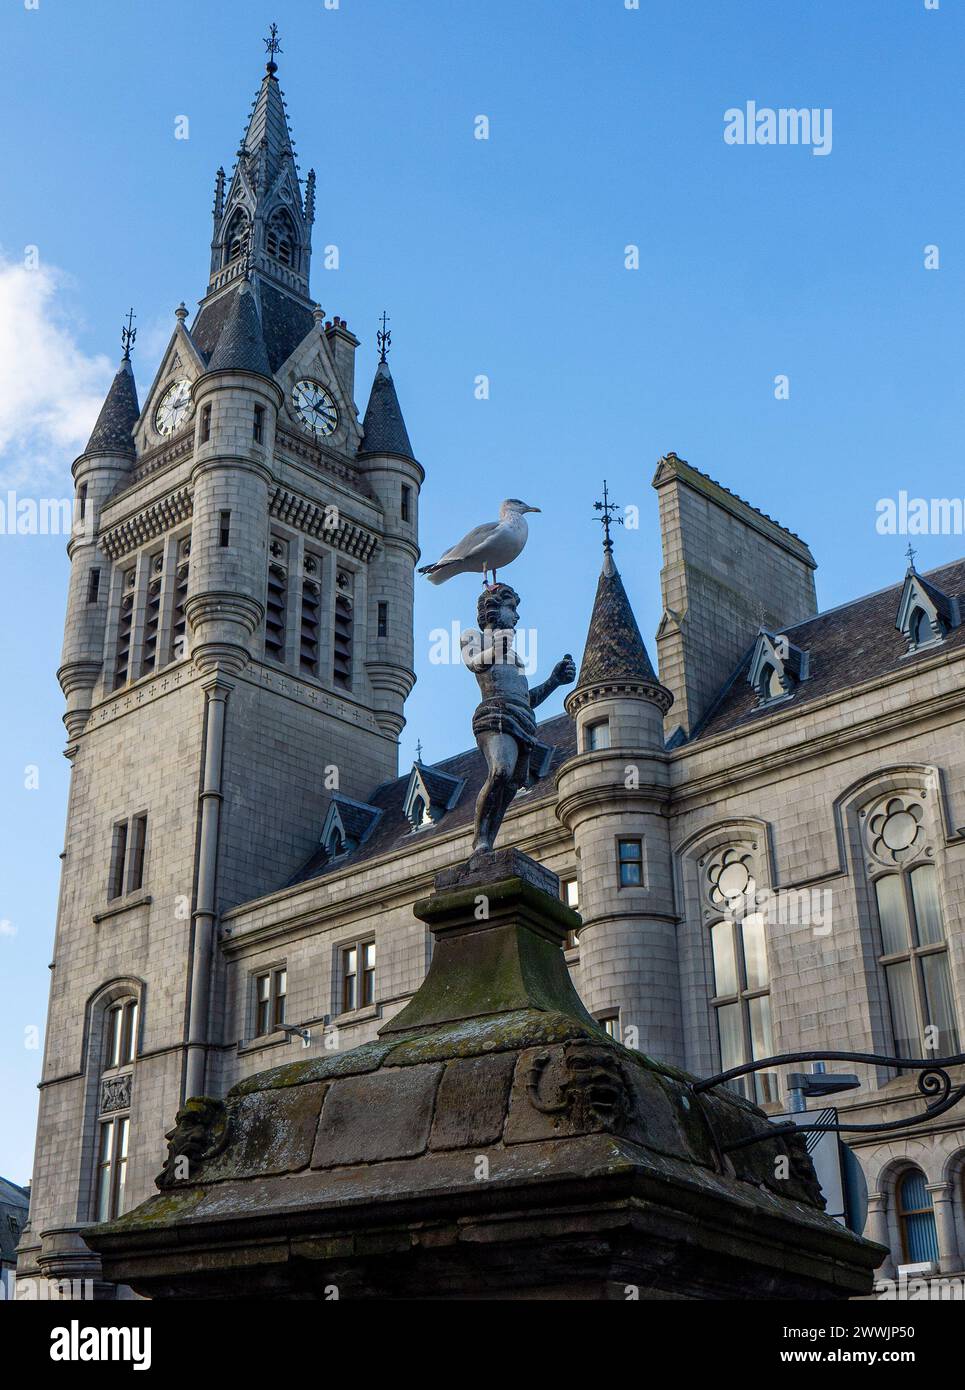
[618,838,643,887]
[585,719,610,752]
[597,1011,620,1041]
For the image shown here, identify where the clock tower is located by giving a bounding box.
[20,40,422,1292]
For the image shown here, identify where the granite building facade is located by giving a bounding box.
[17,54,965,1297]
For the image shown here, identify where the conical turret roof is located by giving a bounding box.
[85,357,140,457]
[206,282,272,377]
[359,359,414,459]
[574,550,670,710]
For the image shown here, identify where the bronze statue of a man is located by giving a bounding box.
[462,583,575,854]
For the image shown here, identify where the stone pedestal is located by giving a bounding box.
[85,850,885,1300]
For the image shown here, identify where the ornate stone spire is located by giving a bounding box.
[206,28,314,303]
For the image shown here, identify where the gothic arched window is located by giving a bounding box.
[91,987,140,1222]
[224,208,249,266]
[266,208,297,268]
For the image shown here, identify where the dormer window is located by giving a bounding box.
[319,794,382,863]
[747,631,808,708]
[403,761,464,830]
[896,567,959,655]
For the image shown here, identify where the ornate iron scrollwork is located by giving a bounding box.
[691,1048,965,1152]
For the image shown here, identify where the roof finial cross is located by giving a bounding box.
[121,307,136,361]
[906,542,918,571]
[264,22,282,72]
[593,479,623,554]
[415,738,424,763]
[377,310,391,364]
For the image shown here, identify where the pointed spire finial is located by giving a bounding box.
[264,22,282,74]
[415,738,424,763]
[906,542,918,571]
[377,310,391,364]
[592,480,622,555]
[121,307,136,361]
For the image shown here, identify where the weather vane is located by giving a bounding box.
[121,308,136,361]
[906,543,918,569]
[593,480,623,554]
[377,310,391,364]
[264,22,282,70]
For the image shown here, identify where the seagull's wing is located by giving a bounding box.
[435,520,501,566]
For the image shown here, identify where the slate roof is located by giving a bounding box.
[205,283,272,377]
[358,360,414,458]
[291,712,575,884]
[335,798,381,844]
[191,282,315,376]
[416,764,463,807]
[575,551,660,690]
[694,558,965,741]
[85,358,140,456]
[0,1176,28,1266]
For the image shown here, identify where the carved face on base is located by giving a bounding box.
[477,583,519,633]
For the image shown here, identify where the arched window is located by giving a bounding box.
[326,827,344,858]
[910,607,932,648]
[92,990,140,1222]
[265,208,297,268]
[758,663,785,702]
[224,208,249,265]
[897,1168,939,1263]
[874,863,959,1057]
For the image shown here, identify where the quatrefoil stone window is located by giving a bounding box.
[866,797,926,867]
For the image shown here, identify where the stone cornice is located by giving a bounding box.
[100,485,193,560]
[269,484,381,562]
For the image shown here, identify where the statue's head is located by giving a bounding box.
[477,583,519,633]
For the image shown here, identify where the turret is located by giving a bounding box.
[187,280,282,675]
[355,331,422,741]
[59,344,140,745]
[555,518,683,1064]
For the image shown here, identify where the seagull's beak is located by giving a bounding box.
[525,505,541,513]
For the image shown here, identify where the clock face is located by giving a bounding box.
[154,379,192,436]
[291,379,338,438]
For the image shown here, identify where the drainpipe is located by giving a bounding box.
[185,676,231,1099]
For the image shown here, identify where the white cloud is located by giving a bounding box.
[0,919,16,937]
[0,253,114,490]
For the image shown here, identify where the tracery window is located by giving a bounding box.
[863,794,959,1058]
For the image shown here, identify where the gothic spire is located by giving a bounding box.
[205,29,314,304]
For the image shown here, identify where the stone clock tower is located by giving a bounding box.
[19,45,422,1291]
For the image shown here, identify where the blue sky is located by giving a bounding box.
[1,0,963,1182]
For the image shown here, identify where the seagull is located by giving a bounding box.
[417,499,541,586]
